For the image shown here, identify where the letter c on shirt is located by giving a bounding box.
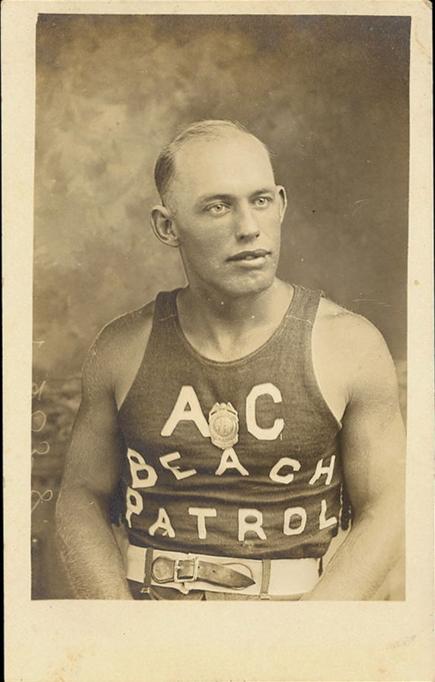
[246,383,284,440]
[269,457,301,484]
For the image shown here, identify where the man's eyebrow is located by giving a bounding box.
[250,187,275,197]
[196,188,276,207]
[197,193,233,204]
[195,193,234,207]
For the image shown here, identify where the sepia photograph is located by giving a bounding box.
[3,1,433,680]
[32,12,409,603]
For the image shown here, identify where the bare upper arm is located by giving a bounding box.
[314,298,405,517]
[341,320,405,516]
[61,333,125,499]
[333,311,405,517]
[61,301,155,498]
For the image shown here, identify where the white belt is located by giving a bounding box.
[127,545,320,596]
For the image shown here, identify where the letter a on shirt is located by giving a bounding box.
[161,385,210,437]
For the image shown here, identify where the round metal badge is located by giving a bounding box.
[208,402,239,449]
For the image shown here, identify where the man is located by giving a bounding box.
[56,120,405,600]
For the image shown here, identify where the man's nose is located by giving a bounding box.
[234,204,260,240]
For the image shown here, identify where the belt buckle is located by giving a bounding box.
[173,555,199,587]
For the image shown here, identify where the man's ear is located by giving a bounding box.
[150,205,180,247]
[276,185,288,222]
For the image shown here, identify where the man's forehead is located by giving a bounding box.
[177,130,268,160]
[172,132,274,188]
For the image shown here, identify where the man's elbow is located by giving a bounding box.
[55,482,110,537]
[352,490,404,550]
[55,484,79,543]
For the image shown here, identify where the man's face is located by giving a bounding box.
[165,132,287,299]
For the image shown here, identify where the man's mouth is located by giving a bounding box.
[227,249,271,262]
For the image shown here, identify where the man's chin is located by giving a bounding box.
[217,271,276,299]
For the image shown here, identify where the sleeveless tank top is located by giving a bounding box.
[117,284,343,559]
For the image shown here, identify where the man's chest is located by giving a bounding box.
[119,377,338,488]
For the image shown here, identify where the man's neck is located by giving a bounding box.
[176,279,293,362]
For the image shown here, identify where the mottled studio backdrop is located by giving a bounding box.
[32,14,410,598]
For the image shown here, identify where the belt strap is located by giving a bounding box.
[140,547,154,594]
[259,559,271,600]
[152,556,255,589]
[127,545,320,596]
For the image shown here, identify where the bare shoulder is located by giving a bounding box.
[314,296,398,402]
[95,300,155,356]
[316,297,386,347]
[83,300,155,404]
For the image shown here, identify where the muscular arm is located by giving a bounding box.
[303,315,405,600]
[55,330,132,599]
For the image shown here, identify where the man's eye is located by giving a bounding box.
[254,196,272,208]
[207,203,229,215]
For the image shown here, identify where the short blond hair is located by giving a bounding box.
[154,120,273,202]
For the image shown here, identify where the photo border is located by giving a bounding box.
[3,2,433,680]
